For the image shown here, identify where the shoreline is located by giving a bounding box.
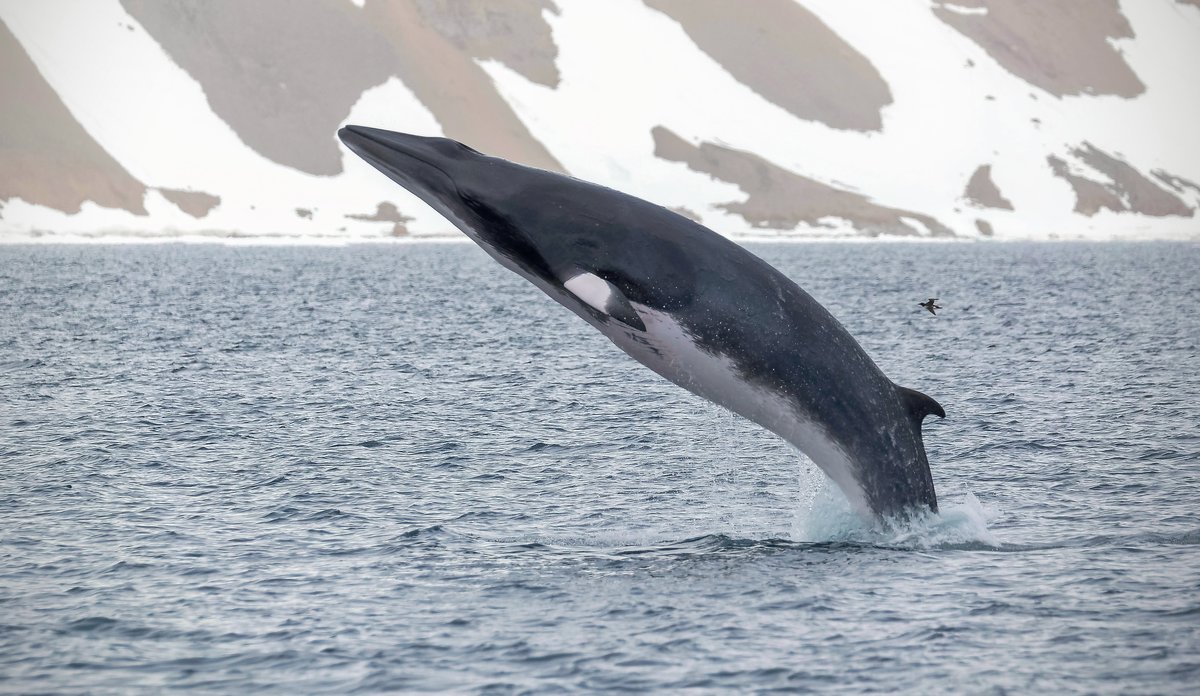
[2,232,1197,247]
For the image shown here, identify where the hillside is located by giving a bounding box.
[2,0,1198,241]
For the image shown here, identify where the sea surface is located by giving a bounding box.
[1,241,1197,694]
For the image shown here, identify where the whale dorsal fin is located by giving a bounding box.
[897,386,945,423]
[563,271,646,332]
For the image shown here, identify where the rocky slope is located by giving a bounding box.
[1,0,1198,241]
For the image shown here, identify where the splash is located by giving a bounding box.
[792,470,1000,549]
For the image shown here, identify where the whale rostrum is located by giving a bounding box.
[339,125,945,518]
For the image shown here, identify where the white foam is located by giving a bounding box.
[792,474,1000,549]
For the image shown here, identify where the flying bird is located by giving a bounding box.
[919,299,942,315]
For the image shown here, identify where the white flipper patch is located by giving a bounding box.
[563,272,613,315]
[563,272,646,331]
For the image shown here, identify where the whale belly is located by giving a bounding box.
[602,304,871,514]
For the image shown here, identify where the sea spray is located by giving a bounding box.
[793,470,1000,549]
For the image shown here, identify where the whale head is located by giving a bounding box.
[338,126,569,280]
[337,126,686,306]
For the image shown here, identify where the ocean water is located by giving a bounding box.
[1,241,1197,693]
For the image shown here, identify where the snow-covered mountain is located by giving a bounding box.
[2,0,1199,242]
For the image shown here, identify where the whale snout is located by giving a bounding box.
[337,125,483,236]
[338,125,462,179]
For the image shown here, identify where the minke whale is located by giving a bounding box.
[339,125,946,519]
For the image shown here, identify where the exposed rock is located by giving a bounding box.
[1151,170,1200,198]
[1047,144,1191,217]
[364,0,564,173]
[974,219,995,237]
[158,188,220,218]
[414,0,560,87]
[932,0,1144,97]
[0,19,147,215]
[122,0,394,176]
[1047,155,1125,216]
[652,126,952,237]
[964,164,1013,209]
[295,208,313,219]
[346,201,413,236]
[121,0,564,176]
[645,0,892,131]
[1072,144,1191,216]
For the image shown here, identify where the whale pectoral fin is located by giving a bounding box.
[563,272,646,332]
[898,386,946,423]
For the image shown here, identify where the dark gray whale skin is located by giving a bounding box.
[339,125,945,519]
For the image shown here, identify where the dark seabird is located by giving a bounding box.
[919,298,942,315]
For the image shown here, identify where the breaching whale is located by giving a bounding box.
[339,125,945,519]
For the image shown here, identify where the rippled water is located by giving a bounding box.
[2,241,1198,693]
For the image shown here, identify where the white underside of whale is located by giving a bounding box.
[558,272,871,516]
